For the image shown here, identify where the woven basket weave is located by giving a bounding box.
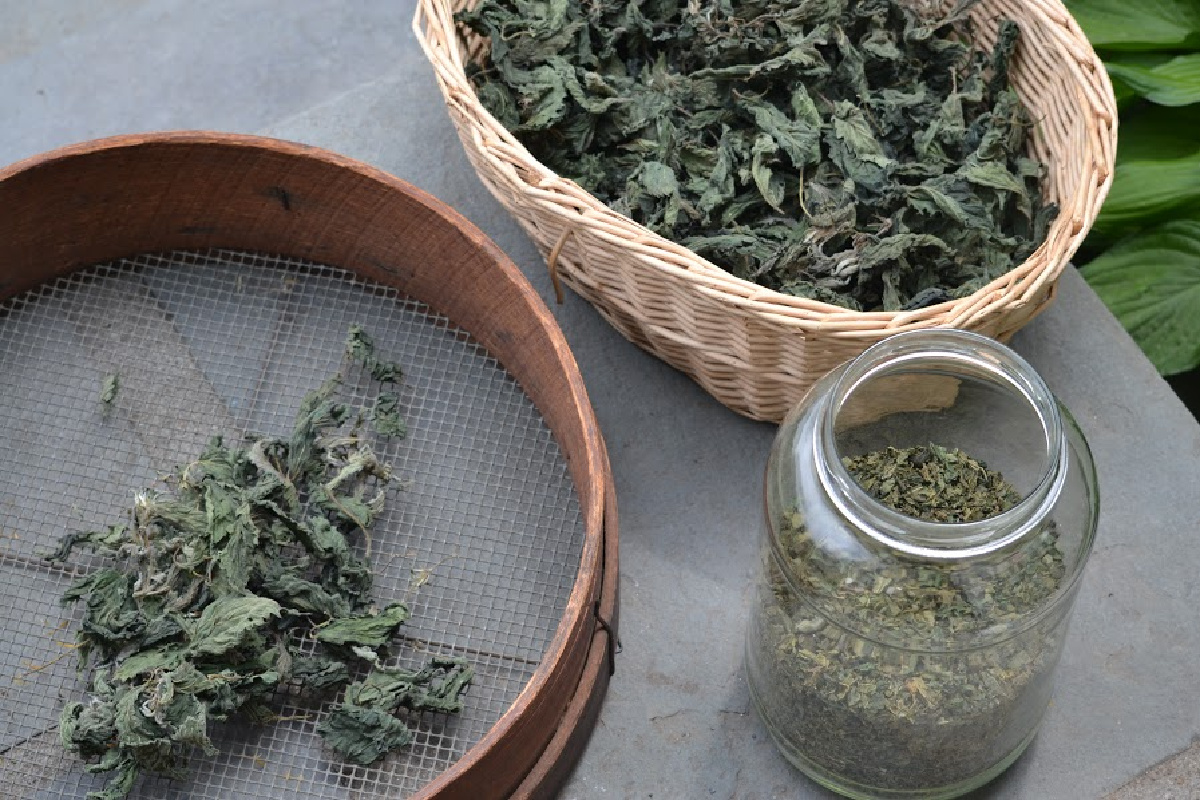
[414,0,1117,423]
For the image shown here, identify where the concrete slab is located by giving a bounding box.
[1104,740,1200,800]
[3,2,1199,799]
[0,0,413,166]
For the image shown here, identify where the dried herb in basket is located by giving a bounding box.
[48,327,471,800]
[752,444,1067,790]
[460,0,1057,311]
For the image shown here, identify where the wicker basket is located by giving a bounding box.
[414,0,1117,423]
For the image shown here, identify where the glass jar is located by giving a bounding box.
[745,330,1099,800]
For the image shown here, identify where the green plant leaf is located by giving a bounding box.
[1116,102,1200,162]
[371,393,407,438]
[1081,220,1200,374]
[291,656,351,689]
[170,695,217,756]
[188,596,281,658]
[1107,53,1200,106]
[751,134,786,212]
[114,647,185,682]
[87,758,139,800]
[751,102,821,168]
[100,374,119,406]
[1111,77,1139,108]
[315,603,410,648]
[317,703,413,765]
[1066,0,1200,51]
[639,161,678,198]
[1093,152,1200,234]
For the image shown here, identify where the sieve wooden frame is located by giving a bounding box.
[0,131,618,800]
[414,0,1118,423]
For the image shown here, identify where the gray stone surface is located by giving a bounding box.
[0,0,413,165]
[2,3,1198,799]
[1104,741,1200,800]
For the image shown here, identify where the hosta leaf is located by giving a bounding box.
[1111,77,1139,108]
[1107,53,1200,106]
[1065,0,1200,51]
[1116,103,1200,163]
[1081,220,1200,375]
[1093,152,1200,234]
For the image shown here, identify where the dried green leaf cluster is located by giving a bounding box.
[347,324,406,385]
[49,328,470,800]
[461,0,1056,311]
[372,393,408,438]
[318,656,473,764]
[751,444,1066,789]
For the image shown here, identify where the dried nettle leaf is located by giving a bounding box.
[346,323,404,384]
[317,703,416,765]
[49,327,471,799]
[319,657,475,765]
[372,393,408,438]
[462,0,1056,311]
[100,373,119,407]
[315,603,412,648]
[186,596,282,658]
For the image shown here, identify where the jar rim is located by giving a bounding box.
[819,329,1066,560]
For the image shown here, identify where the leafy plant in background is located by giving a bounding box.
[1069,0,1200,375]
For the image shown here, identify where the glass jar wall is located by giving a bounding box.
[745,330,1099,800]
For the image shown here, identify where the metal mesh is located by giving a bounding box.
[0,250,585,799]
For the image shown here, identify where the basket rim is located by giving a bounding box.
[413,0,1119,328]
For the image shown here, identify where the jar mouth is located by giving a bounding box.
[819,329,1066,560]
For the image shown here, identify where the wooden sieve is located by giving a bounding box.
[0,132,617,800]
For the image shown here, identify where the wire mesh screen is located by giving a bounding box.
[0,250,585,799]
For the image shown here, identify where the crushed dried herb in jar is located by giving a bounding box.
[750,444,1066,791]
